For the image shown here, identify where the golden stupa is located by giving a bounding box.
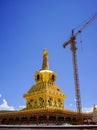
[24,49,66,111]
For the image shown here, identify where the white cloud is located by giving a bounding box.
[0,99,15,111]
[19,105,25,109]
[0,94,2,98]
[70,103,73,107]
[82,107,93,113]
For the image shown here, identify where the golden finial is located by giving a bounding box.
[41,49,49,70]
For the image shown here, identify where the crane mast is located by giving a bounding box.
[63,14,97,124]
[71,30,81,115]
[66,30,82,123]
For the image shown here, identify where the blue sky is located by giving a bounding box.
[0,0,97,112]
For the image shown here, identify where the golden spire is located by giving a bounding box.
[41,49,49,70]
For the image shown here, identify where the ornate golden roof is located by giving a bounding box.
[24,83,65,99]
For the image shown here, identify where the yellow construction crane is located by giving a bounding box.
[63,13,97,124]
